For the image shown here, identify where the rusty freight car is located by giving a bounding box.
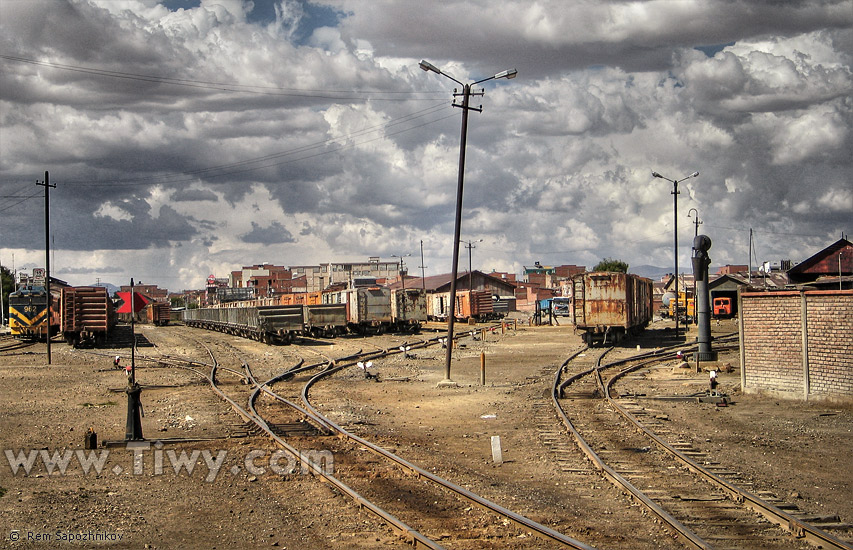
[428,289,496,321]
[323,286,392,334]
[145,301,172,326]
[61,286,117,347]
[572,272,653,346]
[391,288,427,332]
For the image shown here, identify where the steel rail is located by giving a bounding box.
[296,345,598,549]
[199,344,445,550]
[602,354,853,550]
[244,356,334,436]
[553,345,713,549]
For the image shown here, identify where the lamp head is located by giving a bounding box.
[651,171,662,178]
[690,171,699,178]
[495,69,518,80]
[419,60,440,74]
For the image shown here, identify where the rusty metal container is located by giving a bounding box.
[427,291,451,320]
[304,304,347,336]
[391,288,427,328]
[572,272,653,345]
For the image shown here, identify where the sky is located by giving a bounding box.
[1,0,851,292]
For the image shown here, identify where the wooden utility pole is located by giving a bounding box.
[36,171,55,364]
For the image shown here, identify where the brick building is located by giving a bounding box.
[120,283,168,302]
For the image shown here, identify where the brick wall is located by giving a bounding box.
[807,294,853,395]
[739,290,853,400]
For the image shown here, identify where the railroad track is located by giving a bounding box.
[126,325,592,548]
[0,338,37,353]
[243,332,595,548]
[551,341,853,550]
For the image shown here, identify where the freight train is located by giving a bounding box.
[8,283,61,340]
[572,271,654,346]
[183,286,428,343]
[8,272,116,347]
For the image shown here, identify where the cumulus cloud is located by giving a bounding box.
[0,0,850,290]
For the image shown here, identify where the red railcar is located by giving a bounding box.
[61,286,116,347]
[146,301,172,326]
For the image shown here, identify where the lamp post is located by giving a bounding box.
[462,239,483,292]
[688,208,701,238]
[652,170,699,340]
[419,240,427,292]
[391,254,411,323]
[687,208,701,325]
[420,60,516,384]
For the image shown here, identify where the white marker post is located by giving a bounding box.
[490,435,503,465]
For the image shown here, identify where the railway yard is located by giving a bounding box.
[1,319,852,549]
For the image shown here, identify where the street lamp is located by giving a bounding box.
[687,208,701,325]
[420,59,516,384]
[687,208,702,238]
[391,254,411,322]
[652,170,699,340]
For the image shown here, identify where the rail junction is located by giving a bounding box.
[2,320,851,549]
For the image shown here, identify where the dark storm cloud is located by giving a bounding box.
[172,188,218,202]
[44,200,199,251]
[240,221,296,244]
[329,0,852,77]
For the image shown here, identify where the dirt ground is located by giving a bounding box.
[1,319,851,549]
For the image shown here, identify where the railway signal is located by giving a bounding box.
[123,278,145,441]
[116,291,149,314]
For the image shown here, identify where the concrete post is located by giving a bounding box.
[801,291,810,400]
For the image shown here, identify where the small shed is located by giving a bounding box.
[787,238,852,286]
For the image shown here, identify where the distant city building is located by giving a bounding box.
[205,275,229,306]
[524,263,585,289]
[289,258,402,292]
[488,271,517,284]
[717,265,748,275]
[230,264,294,297]
[120,283,168,302]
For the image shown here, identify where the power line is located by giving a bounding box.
[66,102,452,187]
[0,104,456,190]
[0,189,42,213]
[704,223,828,239]
[0,54,447,101]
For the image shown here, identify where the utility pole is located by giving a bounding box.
[36,171,55,365]
[463,239,483,292]
[688,208,702,237]
[419,240,427,292]
[748,228,753,284]
[0,251,4,329]
[420,59,516,384]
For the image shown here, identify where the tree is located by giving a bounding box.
[1,265,14,323]
[592,258,628,273]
